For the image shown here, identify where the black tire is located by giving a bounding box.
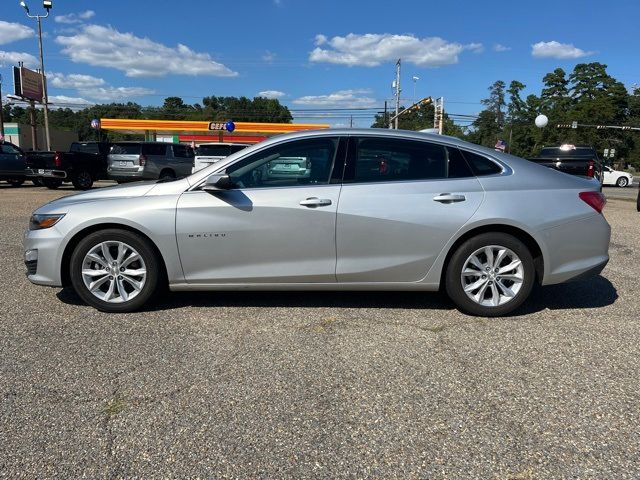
[72,170,93,190]
[159,169,176,180]
[445,232,535,317]
[32,178,43,187]
[8,179,25,187]
[69,229,161,313]
[616,176,628,188]
[43,178,63,189]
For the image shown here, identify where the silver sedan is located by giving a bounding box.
[24,129,610,316]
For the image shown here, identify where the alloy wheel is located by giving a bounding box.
[81,241,147,303]
[460,245,524,307]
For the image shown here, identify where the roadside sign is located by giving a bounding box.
[12,66,45,103]
[604,148,609,157]
[610,149,616,157]
[572,121,578,129]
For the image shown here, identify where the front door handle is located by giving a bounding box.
[433,193,466,203]
[300,197,332,207]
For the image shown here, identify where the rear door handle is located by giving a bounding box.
[300,197,332,207]
[433,193,466,203]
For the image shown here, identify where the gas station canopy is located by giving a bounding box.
[99,119,330,144]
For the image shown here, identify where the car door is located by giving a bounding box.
[602,166,614,185]
[176,136,345,284]
[0,143,25,176]
[335,137,484,283]
[172,144,194,177]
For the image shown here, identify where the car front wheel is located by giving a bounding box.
[445,233,535,317]
[69,229,160,312]
[616,177,629,188]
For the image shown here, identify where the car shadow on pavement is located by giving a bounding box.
[56,275,617,316]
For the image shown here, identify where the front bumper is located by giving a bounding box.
[23,227,65,287]
[25,168,67,179]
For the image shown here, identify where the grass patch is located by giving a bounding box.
[103,396,126,417]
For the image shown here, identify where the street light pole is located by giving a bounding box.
[21,1,52,151]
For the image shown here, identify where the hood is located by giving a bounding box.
[37,181,159,212]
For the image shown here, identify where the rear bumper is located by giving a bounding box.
[540,213,611,285]
[25,168,67,179]
[107,167,150,181]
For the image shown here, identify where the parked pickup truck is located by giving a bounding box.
[527,144,603,181]
[26,141,112,190]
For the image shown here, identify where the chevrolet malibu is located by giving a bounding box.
[24,129,611,316]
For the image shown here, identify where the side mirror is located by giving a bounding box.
[202,174,234,192]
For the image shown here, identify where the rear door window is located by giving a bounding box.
[142,144,168,156]
[459,150,503,176]
[111,143,141,155]
[349,138,472,183]
[173,144,194,158]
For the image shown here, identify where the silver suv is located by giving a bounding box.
[107,142,194,182]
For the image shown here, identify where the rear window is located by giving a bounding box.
[196,145,231,156]
[459,150,503,176]
[110,143,141,155]
[539,147,596,158]
[71,143,99,154]
[173,144,194,158]
[229,145,248,154]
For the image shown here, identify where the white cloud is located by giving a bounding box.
[531,41,593,59]
[0,50,38,68]
[56,24,238,77]
[262,50,276,63]
[309,33,481,67]
[493,44,511,52]
[293,89,377,108]
[49,72,106,89]
[54,10,96,24]
[466,43,484,53]
[258,90,285,99]
[0,21,34,45]
[78,86,155,101]
[48,95,94,109]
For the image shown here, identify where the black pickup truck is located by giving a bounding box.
[527,145,603,182]
[26,141,112,190]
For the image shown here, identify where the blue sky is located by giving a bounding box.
[1,0,638,127]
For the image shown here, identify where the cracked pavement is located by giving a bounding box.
[1,182,639,478]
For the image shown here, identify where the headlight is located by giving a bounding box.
[29,214,65,230]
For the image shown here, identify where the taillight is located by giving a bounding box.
[586,160,595,178]
[139,154,147,166]
[53,151,62,168]
[579,191,606,213]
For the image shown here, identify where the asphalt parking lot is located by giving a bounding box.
[1,181,639,479]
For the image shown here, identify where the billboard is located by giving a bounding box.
[12,66,45,103]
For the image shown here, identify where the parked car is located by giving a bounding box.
[25,141,112,190]
[108,142,194,182]
[24,129,610,316]
[192,143,248,173]
[602,166,634,187]
[0,141,27,186]
[527,144,602,181]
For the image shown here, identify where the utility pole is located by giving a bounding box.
[384,100,388,128]
[434,97,444,134]
[29,100,38,150]
[22,1,53,151]
[394,59,401,129]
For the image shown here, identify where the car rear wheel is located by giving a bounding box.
[8,179,24,187]
[445,233,535,317]
[42,178,63,189]
[159,169,175,181]
[616,176,629,188]
[72,170,93,190]
[69,229,160,312]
